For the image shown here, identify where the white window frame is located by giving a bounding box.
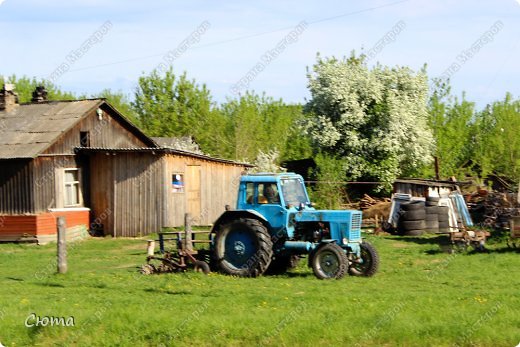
[63,168,83,207]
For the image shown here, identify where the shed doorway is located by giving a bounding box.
[186,165,202,223]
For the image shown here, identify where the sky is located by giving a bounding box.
[0,0,519,108]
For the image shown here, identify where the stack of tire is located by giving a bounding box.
[398,201,426,236]
[437,205,450,233]
[425,197,440,234]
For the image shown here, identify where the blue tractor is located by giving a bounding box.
[210,173,379,279]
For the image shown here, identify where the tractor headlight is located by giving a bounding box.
[342,237,348,245]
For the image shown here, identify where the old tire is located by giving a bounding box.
[400,209,426,220]
[425,213,438,221]
[266,255,301,274]
[349,241,379,277]
[214,218,273,277]
[382,221,394,233]
[193,260,210,275]
[439,221,450,228]
[311,243,348,280]
[425,220,439,233]
[400,220,426,230]
[426,206,440,214]
[438,214,449,222]
[403,229,425,236]
[401,201,425,211]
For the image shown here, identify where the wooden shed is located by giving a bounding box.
[0,85,251,243]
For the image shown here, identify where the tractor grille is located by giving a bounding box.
[350,213,362,239]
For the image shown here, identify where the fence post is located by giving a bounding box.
[57,217,67,274]
[147,240,155,256]
[184,213,193,253]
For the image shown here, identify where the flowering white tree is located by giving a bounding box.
[251,149,286,173]
[303,54,433,187]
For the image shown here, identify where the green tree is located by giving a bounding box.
[304,53,433,189]
[132,68,231,157]
[308,153,346,209]
[221,92,309,163]
[473,94,520,182]
[427,79,476,179]
[96,89,140,125]
[0,75,76,102]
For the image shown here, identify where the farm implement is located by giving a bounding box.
[140,218,211,275]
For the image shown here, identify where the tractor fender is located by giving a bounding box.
[210,210,271,234]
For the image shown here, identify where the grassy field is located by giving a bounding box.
[0,233,518,347]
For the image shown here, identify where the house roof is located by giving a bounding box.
[0,99,156,159]
[0,97,251,167]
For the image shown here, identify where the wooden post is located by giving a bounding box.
[184,213,193,253]
[57,217,67,274]
[517,180,520,205]
[434,156,440,180]
[147,240,155,256]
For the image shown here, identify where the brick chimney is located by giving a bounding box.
[0,84,19,113]
[31,86,48,103]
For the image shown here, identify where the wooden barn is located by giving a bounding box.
[0,85,251,243]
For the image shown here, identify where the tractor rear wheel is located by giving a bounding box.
[349,241,380,277]
[213,218,273,277]
[311,243,348,280]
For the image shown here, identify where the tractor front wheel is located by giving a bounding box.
[214,218,273,277]
[311,243,348,280]
[349,241,379,277]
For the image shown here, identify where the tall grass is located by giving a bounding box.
[0,235,518,346]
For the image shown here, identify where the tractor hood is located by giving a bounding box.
[290,209,363,243]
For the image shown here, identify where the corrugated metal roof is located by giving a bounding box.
[75,147,254,167]
[0,99,102,159]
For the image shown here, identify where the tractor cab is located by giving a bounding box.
[237,173,312,210]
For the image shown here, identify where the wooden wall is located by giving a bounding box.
[88,152,246,237]
[0,159,34,214]
[163,154,245,227]
[89,152,163,237]
[32,155,85,212]
[43,104,149,155]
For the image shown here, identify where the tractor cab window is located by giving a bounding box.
[245,183,255,204]
[281,178,308,207]
[257,183,280,205]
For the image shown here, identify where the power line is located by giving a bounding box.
[67,0,411,73]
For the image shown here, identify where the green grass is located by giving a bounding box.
[0,235,518,346]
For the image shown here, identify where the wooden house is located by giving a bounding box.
[0,85,251,243]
